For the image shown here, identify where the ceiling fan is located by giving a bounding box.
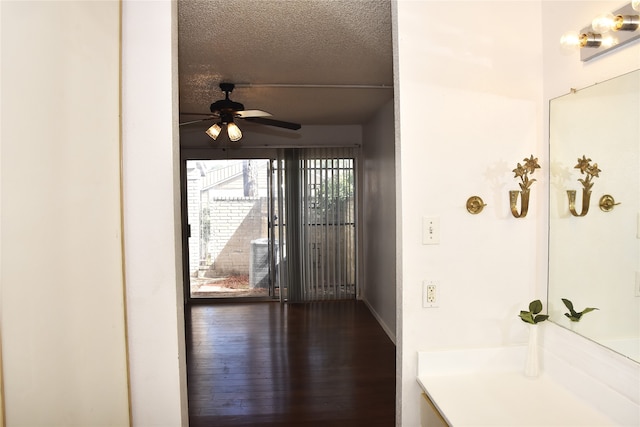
[179,83,302,142]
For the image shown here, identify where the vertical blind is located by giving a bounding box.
[277,147,356,302]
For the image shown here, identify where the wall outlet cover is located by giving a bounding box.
[422,280,439,308]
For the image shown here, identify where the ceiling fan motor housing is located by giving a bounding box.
[210,83,244,123]
[209,99,245,120]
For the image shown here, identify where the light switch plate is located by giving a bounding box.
[422,216,440,245]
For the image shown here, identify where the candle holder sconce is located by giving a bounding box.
[510,155,541,218]
[567,156,600,217]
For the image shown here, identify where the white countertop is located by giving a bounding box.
[417,346,620,427]
[417,372,616,426]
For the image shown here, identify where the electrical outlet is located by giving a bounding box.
[423,281,439,308]
[426,284,436,302]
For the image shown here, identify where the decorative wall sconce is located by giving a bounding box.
[599,194,620,212]
[567,156,600,217]
[466,196,487,214]
[560,2,640,61]
[510,155,540,218]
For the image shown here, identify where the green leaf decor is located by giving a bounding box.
[519,299,549,324]
[562,298,598,322]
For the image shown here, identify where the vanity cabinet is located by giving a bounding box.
[420,393,449,427]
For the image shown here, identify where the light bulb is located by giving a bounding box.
[592,12,615,33]
[206,123,222,140]
[226,122,242,142]
[633,0,640,12]
[600,34,617,48]
[601,34,619,49]
[560,30,581,51]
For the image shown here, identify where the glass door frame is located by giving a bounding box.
[180,146,361,304]
[180,148,281,304]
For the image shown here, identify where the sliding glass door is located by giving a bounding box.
[275,147,357,302]
[185,159,279,299]
[183,148,357,303]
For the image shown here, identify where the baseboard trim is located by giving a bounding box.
[361,298,396,345]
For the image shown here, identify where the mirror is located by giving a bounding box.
[549,70,640,363]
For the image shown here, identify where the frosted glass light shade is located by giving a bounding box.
[632,0,640,12]
[227,122,242,142]
[206,123,222,140]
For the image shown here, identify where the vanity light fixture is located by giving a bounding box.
[560,2,640,61]
[592,12,639,33]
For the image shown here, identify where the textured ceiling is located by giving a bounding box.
[178,0,393,131]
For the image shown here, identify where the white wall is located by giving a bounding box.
[1,5,4,423]
[122,1,189,425]
[362,99,397,342]
[395,2,544,425]
[0,2,129,425]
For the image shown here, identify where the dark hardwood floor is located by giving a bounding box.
[186,300,396,426]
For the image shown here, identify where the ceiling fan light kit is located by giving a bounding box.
[180,82,302,143]
[226,122,242,142]
[205,123,222,140]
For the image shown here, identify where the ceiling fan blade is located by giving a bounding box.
[179,117,215,126]
[180,112,215,116]
[243,117,301,130]
[236,109,272,118]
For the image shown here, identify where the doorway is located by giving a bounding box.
[185,159,280,300]
[182,147,357,303]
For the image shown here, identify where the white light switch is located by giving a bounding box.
[422,216,440,245]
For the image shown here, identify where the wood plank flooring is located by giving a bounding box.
[186,300,396,426]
